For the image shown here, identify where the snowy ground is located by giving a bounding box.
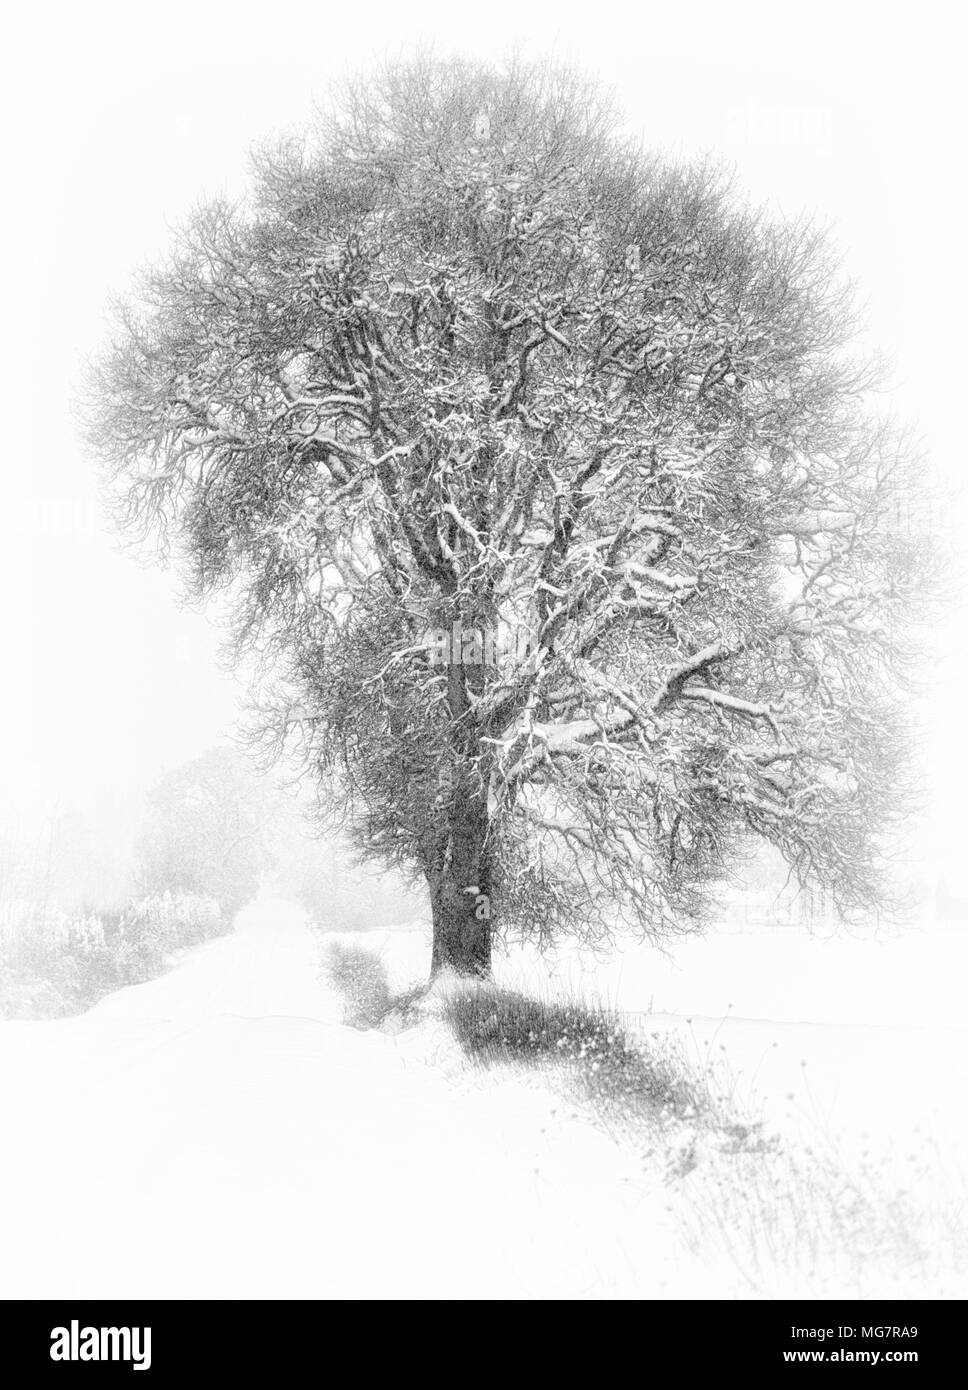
[1,898,965,1299]
[328,918,968,1297]
[360,919,968,1161]
[0,899,697,1299]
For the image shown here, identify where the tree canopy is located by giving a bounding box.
[89,57,929,974]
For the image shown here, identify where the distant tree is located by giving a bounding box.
[90,57,932,976]
[271,821,425,931]
[136,747,273,913]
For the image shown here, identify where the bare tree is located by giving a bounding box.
[88,57,931,976]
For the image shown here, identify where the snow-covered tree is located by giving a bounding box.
[136,747,274,913]
[89,58,931,975]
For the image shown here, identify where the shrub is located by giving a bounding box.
[0,892,227,1019]
[322,940,393,1028]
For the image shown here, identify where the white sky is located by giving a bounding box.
[0,1,963,869]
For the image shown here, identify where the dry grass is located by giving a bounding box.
[442,983,763,1151]
[321,939,426,1029]
[677,1130,968,1297]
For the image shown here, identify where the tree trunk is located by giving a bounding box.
[428,796,492,978]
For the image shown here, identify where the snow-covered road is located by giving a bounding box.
[0,899,689,1299]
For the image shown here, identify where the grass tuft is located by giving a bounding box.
[321,937,430,1030]
[322,940,392,1028]
[442,984,752,1140]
